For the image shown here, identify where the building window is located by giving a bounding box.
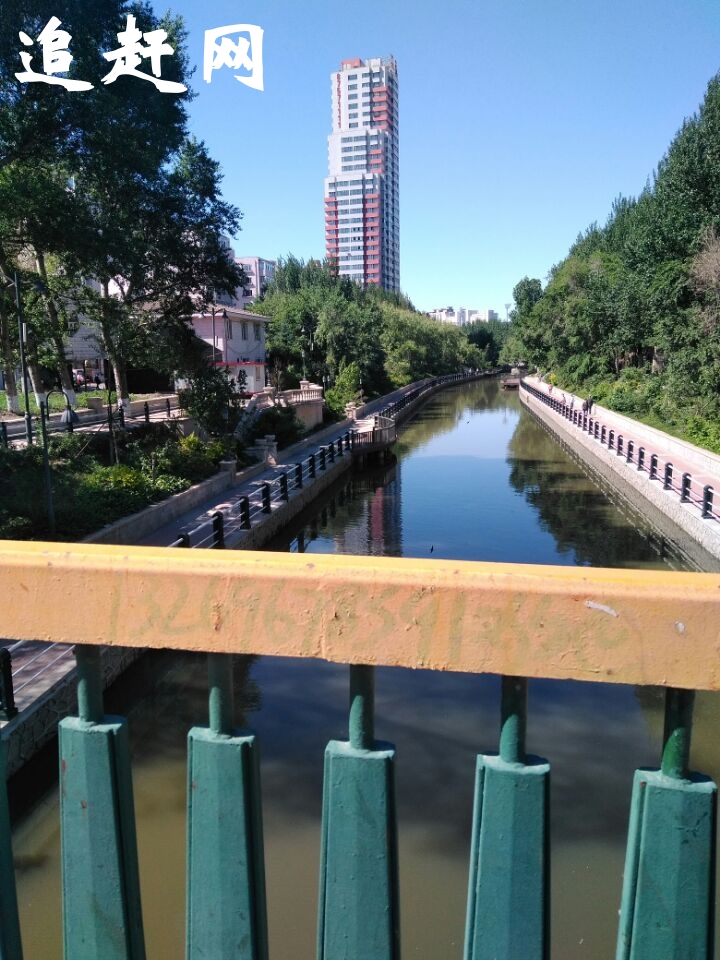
[254,323,261,341]
[241,323,248,340]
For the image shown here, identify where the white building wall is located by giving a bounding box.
[190,309,268,393]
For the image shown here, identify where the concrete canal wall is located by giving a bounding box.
[520,378,720,570]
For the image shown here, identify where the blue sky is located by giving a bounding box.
[169,0,719,315]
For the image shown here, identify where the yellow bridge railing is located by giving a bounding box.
[0,541,718,959]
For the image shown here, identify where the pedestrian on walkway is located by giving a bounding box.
[587,396,594,414]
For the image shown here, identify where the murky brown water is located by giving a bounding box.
[11,380,720,959]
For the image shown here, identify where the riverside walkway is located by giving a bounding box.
[521,375,720,564]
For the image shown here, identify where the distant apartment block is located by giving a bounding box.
[324,56,400,293]
[235,256,276,307]
[429,307,498,325]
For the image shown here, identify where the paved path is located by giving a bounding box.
[136,420,359,548]
[524,376,720,544]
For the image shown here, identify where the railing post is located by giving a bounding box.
[239,496,251,529]
[279,472,289,501]
[465,676,549,960]
[617,436,624,456]
[318,664,399,960]
[211,511,225,549]
[261,482,271,513]
[319,447,326,471]
[187,654,268,960]
[309,454,316,478]
[601,425,606,444]
[328,441,335,463]
[616,688,716,960]
[650,454,658,480]
[664,462,673,490]
[295,462,303,489]
[626,440,634,463]
[166,398,171,418]
[60,645,146,960]
[337,435,344,457]
[609,430,615,450]
[143,401,150,423]
[681,473,691,503]
[0,737,22,960]
[702,485,714,519]
[0,649,17,720]
[637,447,645,472]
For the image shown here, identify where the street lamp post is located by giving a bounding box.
[38,398,55,536]
[14,273,33,445]
[39,387,81,535]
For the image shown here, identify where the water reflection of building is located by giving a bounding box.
[332,463,403,556]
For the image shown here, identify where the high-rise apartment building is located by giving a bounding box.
[324,56,399,293]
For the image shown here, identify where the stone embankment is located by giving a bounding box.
[520,376,720,569]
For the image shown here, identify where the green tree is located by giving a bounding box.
[0,2,244,410]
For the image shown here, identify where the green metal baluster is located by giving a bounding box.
[616,688,717,960]
[464,676,550,960]
[186,654,268,960]
[0,738,22,960]
[60,645,145,960]
[317,664,400,960]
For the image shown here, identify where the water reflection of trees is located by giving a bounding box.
[114,652,262,767]
[506,414,686,569]
[395,379,520,459]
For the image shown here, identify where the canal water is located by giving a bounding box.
[12,379,720,959]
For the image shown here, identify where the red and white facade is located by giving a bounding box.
[324,56,399,293]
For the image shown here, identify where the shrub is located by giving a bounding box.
[684,416,720,455]
[240,407,304,449]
